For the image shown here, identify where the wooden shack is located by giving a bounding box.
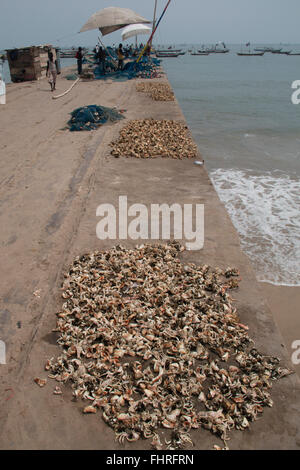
[5,45,56,83]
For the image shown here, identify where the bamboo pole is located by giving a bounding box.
[153,0,158,34]
[150,0,158,49]
[136,0,172,63]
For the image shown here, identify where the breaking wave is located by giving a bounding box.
[210,169,300,286]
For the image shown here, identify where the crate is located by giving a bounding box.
[5,45,56,83]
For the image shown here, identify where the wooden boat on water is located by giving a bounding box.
[271,50,292,55]
[191,52,210,56]
[238,43,265,56]
[156,52,180,57]
[60,47,88,58]
[206,47,229,53]
[237,52,265,56]
[157,48,182,53]
[254,47,282,53]
[60,49,77,58]
[196,42,229,54]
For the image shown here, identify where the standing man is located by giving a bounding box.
[97,47,106,75]
[117,44,125,70]
[46,51,57,92]
[76,47,83,75]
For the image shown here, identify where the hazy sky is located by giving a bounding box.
[1,0,299,49]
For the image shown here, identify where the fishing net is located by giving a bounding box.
[67,105,125,132]
[94,57,162,82]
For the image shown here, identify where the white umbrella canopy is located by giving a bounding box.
[121,23,151,42]
[80,7,151,36]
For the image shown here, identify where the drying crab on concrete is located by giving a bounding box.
[110,119,199,159]
[136,81,175,101]
[41,242,293,449]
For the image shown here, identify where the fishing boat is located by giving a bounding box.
[254,47,282,53]
[156,48,182,53]
[237,52,264,56]
[156,52,180,57]
[60,48,77,58]
[204,42,230,53]
[238,43,264,56]
[60,47,88,58]
[191,51,210,56]
[271,50,291,55]
[206,47,229,53]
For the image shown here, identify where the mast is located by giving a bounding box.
[153,0,158,33]
[151,0,158,48]
[137,0,172,63]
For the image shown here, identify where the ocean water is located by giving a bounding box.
[163,45,300,286]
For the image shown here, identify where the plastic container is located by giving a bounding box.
[0,75,6,104]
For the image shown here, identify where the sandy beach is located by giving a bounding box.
[262,284,300,376]
[0,65,299,449]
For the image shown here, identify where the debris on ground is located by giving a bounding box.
[110,119,199,159]
[42,242,293,449]
[34,377,47,387]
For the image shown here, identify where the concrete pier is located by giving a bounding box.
[0,70,299,449]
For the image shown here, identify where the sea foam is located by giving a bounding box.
[210,169,300,286]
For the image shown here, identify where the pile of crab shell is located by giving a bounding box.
[136,81,175,101]
[42,242,292,450]
[110,119,199,159]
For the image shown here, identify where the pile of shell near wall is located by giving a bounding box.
[110,119,199,159]
[39,242,292,450]
[136,81,175,101]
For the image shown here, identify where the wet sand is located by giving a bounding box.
[0,66,299,449]
[262,284,300,377]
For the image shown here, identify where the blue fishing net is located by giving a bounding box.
[68,105,125,132]
[93,57,161,81]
